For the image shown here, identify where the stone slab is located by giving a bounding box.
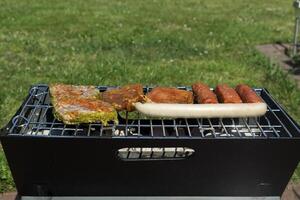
[256,43,300,88]
[1,179,300,200]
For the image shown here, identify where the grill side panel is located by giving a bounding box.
[2,136,300,197]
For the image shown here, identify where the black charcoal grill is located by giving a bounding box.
[1,84,300,199]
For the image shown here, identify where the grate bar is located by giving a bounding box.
[242,118,255,137]
[254,118,267,137]
[74,125,79,136]
[9,87,38,133]
[22,87,49,135]
[150,120,154,137]
[263,89,300,133]
[263,116,280,137]
[87,124,92,136]
[137,119,141,136]
[197,118,205,137]
[207,119,216,138]
[265,104,291,138]
[220,119,230,137]
[162,120,166,137]
[173,119,179,137]
[231,119,242,137]
[48,117,57,136]
[61,124,67,136]
[34,106,50,135]
[185,119,192,137]
[100,124,104,136]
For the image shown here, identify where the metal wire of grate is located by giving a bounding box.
[5,84,300,139]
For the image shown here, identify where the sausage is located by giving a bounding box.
[235,84,263,103]
[192,82,218,104]
[215,84,242,103]
[146,87,193,104]
[134,102,267,118]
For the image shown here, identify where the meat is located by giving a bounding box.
[235,84,263,103]
[146,87,193,104]
[50,84,100,101]
[192,82,218,104]
[50,84,118,125]
[101,84,144,112]
[215,84,242,103]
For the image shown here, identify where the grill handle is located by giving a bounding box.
[117,147,194,161]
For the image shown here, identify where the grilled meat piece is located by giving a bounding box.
[50,84,118,125]
[50,84,100,101]
[101,84,144,112]
[192,82,218,104]
[53,98,118,125]
[215,84,242,103]
[235,84,263,103]
[146,87,193,104]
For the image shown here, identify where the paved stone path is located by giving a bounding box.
[1,182,300,200]
[0,192,17,200]
[256,43,300,88]
[281,182,300,200]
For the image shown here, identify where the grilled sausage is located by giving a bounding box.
[215,84,242,103]
[192,82,218,104]
[134,102,267,118]
[146,87,193,104]
[235,84,263,103]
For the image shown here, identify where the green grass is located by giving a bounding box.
[0,0,300,192]
[0,149,14,193]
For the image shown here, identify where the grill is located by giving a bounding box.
[1,84,300,198]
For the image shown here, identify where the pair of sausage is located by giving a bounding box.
[192,83,262,104]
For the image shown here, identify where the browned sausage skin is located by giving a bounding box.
[192,82,218,104]
[235,84,263,103]
[215,84,242,103]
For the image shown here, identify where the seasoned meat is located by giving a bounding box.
[146,87,193,104]
[235,84,263,103]
[192,82,218,104]
[50,84,100,101]
[215,84,242,103]
[50,84,118,125]
[101,84,144,112]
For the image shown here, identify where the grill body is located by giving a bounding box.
[1,137,300,197]
[1,85,300,197]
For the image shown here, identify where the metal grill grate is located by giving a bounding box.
[4,84,300,138]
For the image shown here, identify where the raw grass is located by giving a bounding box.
[0,0,300,192]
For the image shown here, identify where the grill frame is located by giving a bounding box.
[1,84,300,197]
[1,84,300,139]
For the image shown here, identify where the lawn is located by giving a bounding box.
[0,0,300,193]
